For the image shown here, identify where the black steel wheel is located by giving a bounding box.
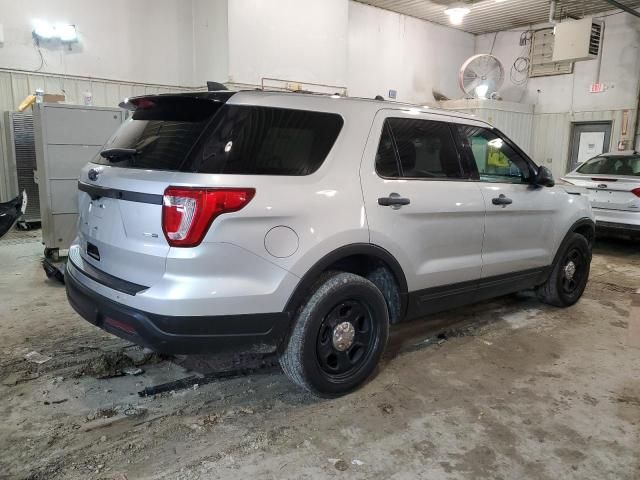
[279,272,389,397]
[315,299,377,379]
[537,233,591,307]
[560,247,587,296]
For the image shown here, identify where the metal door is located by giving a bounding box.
[568,122,612,172]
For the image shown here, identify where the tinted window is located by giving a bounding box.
[456,125,531,183]
[93,96,226,171]
[189,106,343,175]
[94,101,343,176]
[577,155,640,176]
[375,124,399,177]
[376,118,464,179]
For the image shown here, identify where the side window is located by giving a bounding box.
[192,106,343,175]
[375,118,466,179]
[375,123,399,177]
[456,125,531,183]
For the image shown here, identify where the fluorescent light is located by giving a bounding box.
[32,20,78,42]
[475,84,489,98]
[57,24,77,42]
[33,19,55,39]
[444,6,470,25]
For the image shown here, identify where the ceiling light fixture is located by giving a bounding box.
[444,5,470,25]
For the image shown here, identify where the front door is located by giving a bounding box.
[568,122,612,172]
[454,125,560,281]
[359,110,486,317]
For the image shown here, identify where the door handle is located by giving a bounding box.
[378,193,410,207]
[492,194,513,206]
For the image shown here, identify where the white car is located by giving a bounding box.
[563,151,640,238]
[65,91,595,396]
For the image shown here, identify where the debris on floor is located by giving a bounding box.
[75,351,136,379]
[1,237,639,479]
[328,458,349,471]
[138,361,277,397]
[24,350,52,364]
[42,258,65,284]
[2,371,39,386]
[74,348,162,379]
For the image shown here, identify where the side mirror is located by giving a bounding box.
[533,166,555,187]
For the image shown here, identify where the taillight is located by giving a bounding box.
[162,187,255,247]
[632,187,640,198]
[129,97,155,109]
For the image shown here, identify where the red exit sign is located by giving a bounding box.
[590,82,605,93]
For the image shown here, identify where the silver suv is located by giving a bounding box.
[66,91,595,396]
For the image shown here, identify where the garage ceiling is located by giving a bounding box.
[355,0,640,34]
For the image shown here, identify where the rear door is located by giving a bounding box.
[360,110,485,317]
[455,124,560,279]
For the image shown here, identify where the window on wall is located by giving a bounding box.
[375,118,465,179]
[456,125,532,183]
[529,28,573,77]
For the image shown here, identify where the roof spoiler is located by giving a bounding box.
[207,81,228,91]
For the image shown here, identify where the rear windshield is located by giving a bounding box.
[577,155,640,176]
[94,101,343,176]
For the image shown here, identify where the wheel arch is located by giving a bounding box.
[284,244,409,324]
[552,217,595,266]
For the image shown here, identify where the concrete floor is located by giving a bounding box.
[0,232,638,480]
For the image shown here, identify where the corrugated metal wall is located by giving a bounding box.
[530,109,636,179]
[471,108,534,155]
[439,100,534,155]
[0,69,198,201]
[0,69,197,112]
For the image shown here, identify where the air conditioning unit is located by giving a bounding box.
[552,18,602,63]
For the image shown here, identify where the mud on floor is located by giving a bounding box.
[0,237,638,480]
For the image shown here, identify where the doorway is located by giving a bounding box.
[568,121,612,172]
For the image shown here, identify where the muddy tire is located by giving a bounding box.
[279,271,389,397]
[537,233,591,307]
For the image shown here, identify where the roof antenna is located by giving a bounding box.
[374,95,385,100]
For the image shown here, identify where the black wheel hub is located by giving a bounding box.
[316,300,375,377]
[561,247,586,295]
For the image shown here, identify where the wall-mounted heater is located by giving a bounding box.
[552,18,603,63]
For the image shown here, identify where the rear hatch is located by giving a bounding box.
[564,154,640,212]
[76,93,233,287]
[76,92,343,288]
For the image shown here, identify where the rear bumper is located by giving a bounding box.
[65,261,290,355]
[593,208,640,235]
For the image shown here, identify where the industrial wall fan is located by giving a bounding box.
[459,54,504,99]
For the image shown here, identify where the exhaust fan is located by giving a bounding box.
[459,54,504,99]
